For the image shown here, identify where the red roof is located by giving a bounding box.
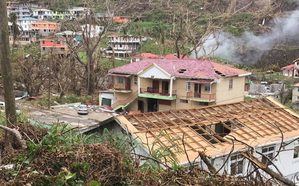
[163,54,191,59]
[133,53,160,59]
[282,64,295,71]
[109,59,250,79]
[41,40,66,48]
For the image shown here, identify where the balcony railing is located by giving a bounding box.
[107,83,131,91]
[140,87,177,96]
[186,91,216,101]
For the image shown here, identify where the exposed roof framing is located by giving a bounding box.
[116,98,299,164]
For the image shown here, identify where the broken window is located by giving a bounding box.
[261,145,275,164]
[230,154,244,175]
[294,146,299,159]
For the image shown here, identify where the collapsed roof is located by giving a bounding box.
[115,97,299,164]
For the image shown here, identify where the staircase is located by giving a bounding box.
[112,91,138,111]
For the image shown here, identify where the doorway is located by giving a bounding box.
[138,100,144,113]
[147,99,158,112]
[194,83,201,98]
[162,81,169,95]
[152,80,160,93]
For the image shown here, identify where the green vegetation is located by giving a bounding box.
[139,40,174,55]
[0,124,255,185]
[224,13,255,36]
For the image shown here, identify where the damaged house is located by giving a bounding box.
[113,97,299,183]
[99,58,251,112]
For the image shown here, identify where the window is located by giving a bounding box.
[198,102,209,106]
[230,154,244,175]
[180,99,188,103]
[261,145,275,164]
[294,146,299,159]
[101,98,111,107]
[204,84,210,92]
[229,79,233,90]
[134,76,138,85]
[117,77,124,84]
[186,82,191,91]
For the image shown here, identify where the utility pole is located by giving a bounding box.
[0,0,17,126]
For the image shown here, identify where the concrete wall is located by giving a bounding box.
[292,87,299,104]
[215,77,245,105]
[203,139,299,183]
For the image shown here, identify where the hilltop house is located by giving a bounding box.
[40,39,68,55]
[7,1,33,19]
[282,61,299,78]
[99,58,251,112]
[113,97,299,182]
[68,7,89,19]
[81,24,104,38]
[32,8,53,20]
[293,83,299,109]
[105,35,147,58]
[30,21,60,37]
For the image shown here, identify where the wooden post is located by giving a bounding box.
[137,76,141,94]
[169,77,173,97]
[0,0,17,125]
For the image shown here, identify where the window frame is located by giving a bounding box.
[204,84,211,92]
[229,79,234,90]
[261,145,275,164]
[133,76,138,85]
[230,153,244,175]
[294,146,299,159]
[186,82,191,92]
[117,77,124,84]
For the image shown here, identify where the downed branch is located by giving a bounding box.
[198,151,216,174]
[240,151,295,186]
[0,125,27,149]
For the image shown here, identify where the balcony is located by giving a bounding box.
[186,91,216,102]
[107,83,131,93]
[139,87,177,100]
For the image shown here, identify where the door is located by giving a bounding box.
[147,99,158,112]
[162,81,169,95]
[152,80,160,93]
[138,100,144,113]
[101,98,112,107]
[194,83,201,98]
[125,78,131,90]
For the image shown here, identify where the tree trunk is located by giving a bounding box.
[0,0,17,126]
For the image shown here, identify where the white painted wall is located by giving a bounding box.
[138,65,171,80]
[99,92,115,106]
[210,139,299,183]
[293,87,299,104]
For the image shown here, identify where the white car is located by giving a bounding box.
[0,102,21,114]
[77,104,88,115]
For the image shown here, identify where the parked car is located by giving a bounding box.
[0,101,21,114]
[77,104,88,115]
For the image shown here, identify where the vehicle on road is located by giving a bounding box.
[0,101,21,114]
[77,104,89,115]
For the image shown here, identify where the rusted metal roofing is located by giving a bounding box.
[116,98,299,164]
